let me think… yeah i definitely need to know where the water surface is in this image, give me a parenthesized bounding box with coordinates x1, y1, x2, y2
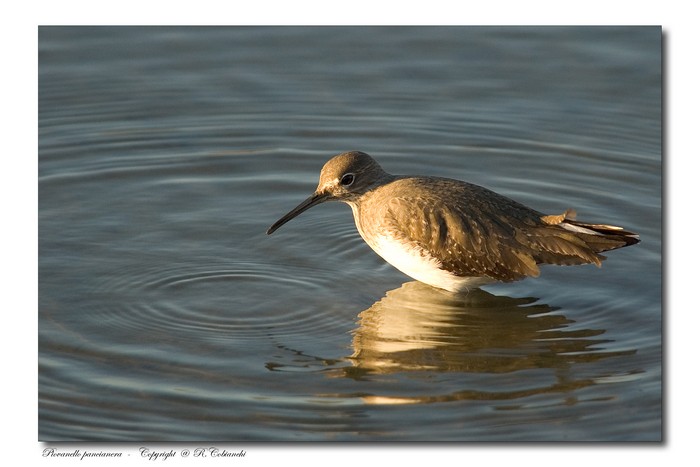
(39, 26, 662, 441)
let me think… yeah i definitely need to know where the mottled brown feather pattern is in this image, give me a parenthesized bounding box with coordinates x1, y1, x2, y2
(358, 175, 638, 282)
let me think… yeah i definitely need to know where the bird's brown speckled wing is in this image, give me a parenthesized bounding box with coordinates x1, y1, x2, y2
(374, 177, 633, 282)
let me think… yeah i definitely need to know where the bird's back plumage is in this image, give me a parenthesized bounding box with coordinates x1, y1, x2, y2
(355, 176, 639, 283)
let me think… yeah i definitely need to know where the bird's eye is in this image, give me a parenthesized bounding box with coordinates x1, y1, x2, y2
(340, 173, 355, 186)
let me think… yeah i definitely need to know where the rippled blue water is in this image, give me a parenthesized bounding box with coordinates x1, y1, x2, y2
(39, 26, 661, 441)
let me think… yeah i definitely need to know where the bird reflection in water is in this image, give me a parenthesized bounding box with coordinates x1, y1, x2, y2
(348, 282, 628, 373)
(327, 282, 638, 404)
(266, 282, 639, 405)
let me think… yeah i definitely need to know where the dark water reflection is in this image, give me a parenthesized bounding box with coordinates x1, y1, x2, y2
(304, 282, 636, 407)
(351, 282, 634, 375)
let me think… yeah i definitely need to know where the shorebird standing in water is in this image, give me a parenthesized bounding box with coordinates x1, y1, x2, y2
(267, 151, 639, 293)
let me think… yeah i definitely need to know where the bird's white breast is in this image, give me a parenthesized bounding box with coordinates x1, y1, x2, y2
(349, 201, 491, 293)
(371, 234, 493, 293)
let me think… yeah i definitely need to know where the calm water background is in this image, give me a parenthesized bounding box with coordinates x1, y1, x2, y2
(39, 26, 661, 441)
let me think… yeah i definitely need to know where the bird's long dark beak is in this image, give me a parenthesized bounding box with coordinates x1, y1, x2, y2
(267, 191, 330, 235)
